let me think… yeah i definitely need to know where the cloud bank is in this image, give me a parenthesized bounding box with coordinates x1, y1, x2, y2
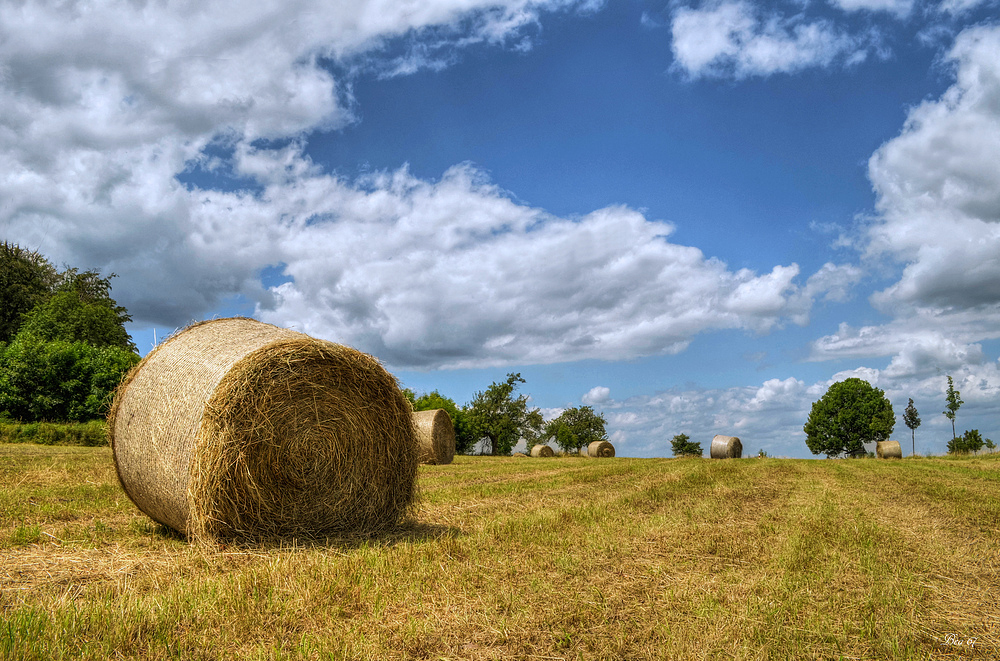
(810, 23, 1000, 377)
(0, 0, 854, 371)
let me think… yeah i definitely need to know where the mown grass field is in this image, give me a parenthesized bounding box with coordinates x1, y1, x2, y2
(1, 445, 998, 660)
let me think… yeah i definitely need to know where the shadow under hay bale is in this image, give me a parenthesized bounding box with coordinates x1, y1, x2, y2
(876, 440, 902, 459)
(710, 435, 743, 459)
(587, 440, 615, 458)
(413, 409, 455, 465)
(530, 444, 555, 458)
(108, 317, 417, 543)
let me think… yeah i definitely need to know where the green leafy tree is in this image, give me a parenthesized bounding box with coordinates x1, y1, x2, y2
(943, 376, 963, 440)
(543, 405, 608, 454)
(521, 408, 545, 452)
(803, 378, 895, 458)
(18, 269, 136, 352)
(466, 373, 539, 455)
(670, 433, 702, 457)
(0, 335, 139, 422)
(947, 429, 993, 455)
(0, 242, 58, 343)
(410, 389, 477, 454)
(903, 398, 921, 457)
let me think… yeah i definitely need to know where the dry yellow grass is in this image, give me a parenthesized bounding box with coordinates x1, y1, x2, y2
(2, 445, 999, 660)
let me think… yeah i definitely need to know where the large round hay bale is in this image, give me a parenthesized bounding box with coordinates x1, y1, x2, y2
(587, 440, 615, 458)
(530, 444, 555, 458)
(710, 435, 743, 459)
(108, 317, 417, 542)
(876, 440, 902, 459)
(413, 409, 455, 465)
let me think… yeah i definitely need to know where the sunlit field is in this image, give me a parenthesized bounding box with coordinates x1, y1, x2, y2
(2, 445, 998, 660)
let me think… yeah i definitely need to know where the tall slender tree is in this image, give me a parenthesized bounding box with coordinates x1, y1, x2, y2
(943, 376, 963, 440)
(903, 398, 921, 457)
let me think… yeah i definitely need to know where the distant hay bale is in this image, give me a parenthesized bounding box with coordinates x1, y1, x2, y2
(710, 435, 743, 459)
(413, 409, 455, 465)
(877, 440, 902, 459)
(512, 452, 528, 458)
(587, 440, 615, 458)
(108, 317, 417, 542)
(579, 446, 589, 457)
(530, 444, 555, 458)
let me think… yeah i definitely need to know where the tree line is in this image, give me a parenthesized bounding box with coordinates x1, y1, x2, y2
(667, 375, 993, 459)
(405, 372, 609, 456)
(801, 376, 993, 458)
(0, 242, 139, 422)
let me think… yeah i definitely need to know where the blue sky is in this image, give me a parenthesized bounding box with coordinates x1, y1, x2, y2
(2, 0, 999, 457)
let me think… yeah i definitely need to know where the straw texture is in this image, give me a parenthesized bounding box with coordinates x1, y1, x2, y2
(413, 409, 456, 465)
(710, 435, 743, 459)
(108, 317, 417, 542)
(530, 444, 555, 458)
(876, 440, 902, 459)
(587, 440, 615, 458)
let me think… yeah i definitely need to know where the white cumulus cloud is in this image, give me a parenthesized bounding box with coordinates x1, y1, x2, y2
(670, 0, 875, 79)
(582, 386, 611, 405)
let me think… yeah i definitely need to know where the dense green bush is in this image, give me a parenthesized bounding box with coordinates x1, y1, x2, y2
(671, 433, 702, 457)
(947, 429, 996, 455)
(0, 335, 138, 422)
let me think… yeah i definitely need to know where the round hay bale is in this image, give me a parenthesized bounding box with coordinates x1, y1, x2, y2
(530, 444, 555, 458)
(876, 440, 902, 459)
(413, 409, 455, 465)
(710, 435, 743, 459)
(587, 440, 615, 458)
(108, 317, 417, 542)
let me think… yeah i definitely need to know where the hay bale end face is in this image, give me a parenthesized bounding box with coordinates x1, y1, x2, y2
(876, 440, 903, 459)
(530, 444, 555, 458)
(108, 317, 418, 542)
(413, 409, 456, 465)
(587, 440, 615, 458)
(710, 435, 743, 459)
